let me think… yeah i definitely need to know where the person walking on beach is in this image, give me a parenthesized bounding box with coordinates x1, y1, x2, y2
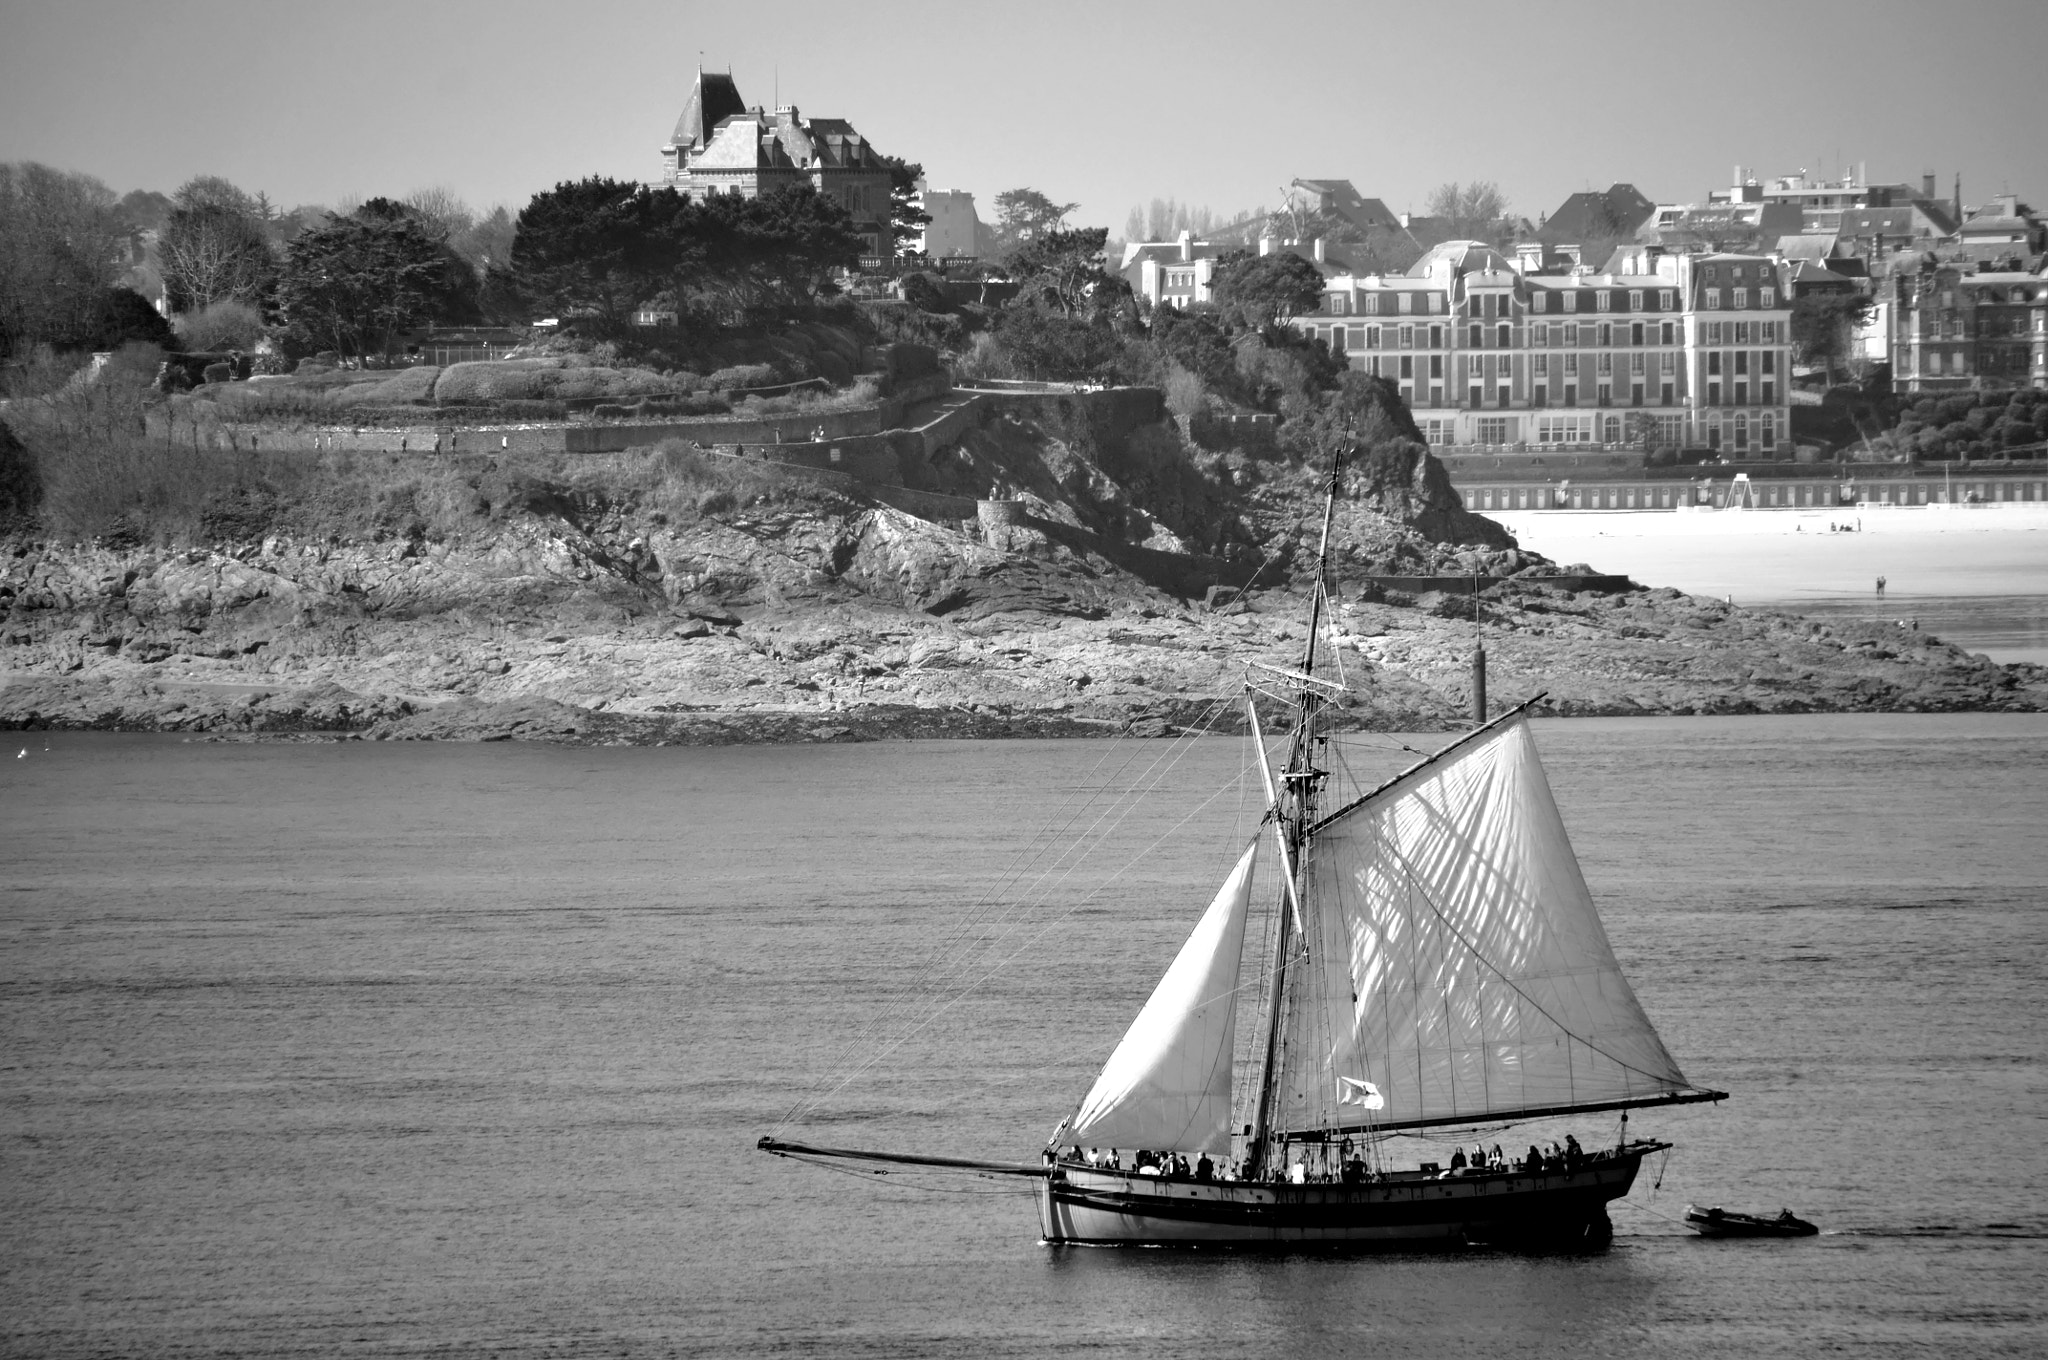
(1876, 575, 1886, 598)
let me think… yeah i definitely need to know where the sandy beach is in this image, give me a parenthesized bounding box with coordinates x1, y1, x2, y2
(1491, 503, 2048, 664)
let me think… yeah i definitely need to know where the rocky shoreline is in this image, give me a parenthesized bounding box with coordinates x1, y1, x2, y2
(6, 383, 2042, 741)
(4, 527, 2041, 746)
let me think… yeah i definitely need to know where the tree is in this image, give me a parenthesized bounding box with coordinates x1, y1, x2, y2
(1791, 291, 1877, 386)
(116, 188, 173, 233)
(451, 205, 517, 274)
(991, 188, 1077, 259)
(685, 185, 864, 315)
(82, 287, 175, 351)
(402, 185, 475, 241)
(1211, 249, 1326, 332)
(878, 156, 930, 257)
(159, 175, 276, 314)
(358, 196, 481, 325)
(1006, 226, 1110, 317)
(507, 177, 686, 330)
(991, 307, 1120, 381)
(277, 205, 449, 362)
(1423, 182, 1510, 242)
(0, 162, 128, 359)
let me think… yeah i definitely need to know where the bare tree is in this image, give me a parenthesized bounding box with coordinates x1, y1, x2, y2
(159, 175, 275, 313)
(1424, 181, 1510, 242)
(449, 205, 515, 274)
(403, 185, 475, 242)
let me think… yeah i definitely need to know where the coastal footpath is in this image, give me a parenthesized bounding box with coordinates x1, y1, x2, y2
(4, 389, 2043, 742)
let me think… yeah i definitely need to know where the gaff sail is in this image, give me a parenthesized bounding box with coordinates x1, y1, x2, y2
(1068, 843, 1259, 1154)
(1277, 716, 1704, 1136)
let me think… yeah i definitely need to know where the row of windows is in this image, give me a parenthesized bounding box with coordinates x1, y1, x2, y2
(1331, 288, 1701, 317)
(1701, 287, 1778, 309)
(1325, 320, 1779, 350)
(1531, 321, 1679, 347)
(1703, 350, 1779, 376)
(1529, 289, 1677, 314)
(1702, 321, 1780, 345)
(1532, 352, 1681, 376)
(1703, 380, 1779, 406)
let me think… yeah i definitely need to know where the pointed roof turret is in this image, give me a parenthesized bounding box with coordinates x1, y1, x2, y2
(671, 70, 747, 152)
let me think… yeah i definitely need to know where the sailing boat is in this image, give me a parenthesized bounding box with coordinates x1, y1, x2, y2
(762, 459, 1724, 1248)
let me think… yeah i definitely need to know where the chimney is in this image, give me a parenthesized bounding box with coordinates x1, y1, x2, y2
(1178, 228, 1192, 262)
(1922, 172, 1937, 199)
(1399, 212, 1411, 229)
(1313, 237, 1326, 263)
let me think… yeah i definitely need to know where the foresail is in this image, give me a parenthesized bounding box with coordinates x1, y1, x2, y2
(1278, 717, 1695, 1135)
(1069, 843, 1258, 1154)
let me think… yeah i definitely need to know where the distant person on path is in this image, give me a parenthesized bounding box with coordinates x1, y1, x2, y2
(1876, 575, 1887, 598)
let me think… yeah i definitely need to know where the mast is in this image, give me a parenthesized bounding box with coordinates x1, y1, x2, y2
(1246, 449, 1346, 1179)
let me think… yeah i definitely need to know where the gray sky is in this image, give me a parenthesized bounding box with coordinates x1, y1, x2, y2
(2, 0, 2042, 230)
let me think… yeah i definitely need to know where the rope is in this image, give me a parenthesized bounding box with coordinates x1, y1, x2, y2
(773, 691, 1253, 1134)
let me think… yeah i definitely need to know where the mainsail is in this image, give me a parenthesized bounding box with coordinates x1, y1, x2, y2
(1275, 716, 1699, 1136)
(1068, 843, 1258, 1154)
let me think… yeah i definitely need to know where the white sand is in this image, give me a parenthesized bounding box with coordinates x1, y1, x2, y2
(1489, 504, 2048, 664)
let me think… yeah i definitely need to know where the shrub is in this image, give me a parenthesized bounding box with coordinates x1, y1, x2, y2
(431, 358, 681, 403)
(0, 416, 40, 524)
(174, 300, 265, 353)
(883, 342, 939, 383)
(706, 363, 780, 391)
(1162, 363, 1207, 418)
(898, 271, 948, 313)
(953, 331, 1011, 383)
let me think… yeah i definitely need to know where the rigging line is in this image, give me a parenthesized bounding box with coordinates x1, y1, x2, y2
(1380, 838, 1688, 1092)
(1050, 940, 1303, 1142)
(798, 771, 1263, 1132)
(777, 696, 1250, 1129)
(779, 705, 1237, 1122)
(781, 715, 1251, 1134)
(784, 773, 1257, 1125)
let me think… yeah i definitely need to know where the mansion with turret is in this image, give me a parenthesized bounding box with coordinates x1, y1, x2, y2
(659, 71, 893, 260)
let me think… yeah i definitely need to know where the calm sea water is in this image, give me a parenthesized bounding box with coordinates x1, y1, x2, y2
(4, 717, 2045, 1358)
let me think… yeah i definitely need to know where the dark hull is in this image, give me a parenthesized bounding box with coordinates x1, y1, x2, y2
(1685, 1205, 1817, 1237)
(1039, 1144, 1660, 1248)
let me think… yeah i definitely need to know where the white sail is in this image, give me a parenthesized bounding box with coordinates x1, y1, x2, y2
(1069, 843, 1258, 1154)
(1277, 717, 1693, 1134)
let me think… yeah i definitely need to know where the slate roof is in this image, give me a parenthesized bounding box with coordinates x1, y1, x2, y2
(1291, 179, 1401, 231)
(670, 72, 746, 150)
(1776, 234, 1839, 260)
(1786, 259, 1859, 291)
(1538, 184, 1655, 244)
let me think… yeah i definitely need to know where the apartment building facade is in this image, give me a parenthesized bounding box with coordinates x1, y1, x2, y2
(1888, 264, 2048, 392)
(1289, 241, 1793, 456)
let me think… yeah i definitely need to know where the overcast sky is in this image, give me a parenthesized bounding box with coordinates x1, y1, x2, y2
(3, 0, 2043, 231)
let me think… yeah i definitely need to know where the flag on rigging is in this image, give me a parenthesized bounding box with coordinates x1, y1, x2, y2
(1339, 1077, 1385, 1109)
